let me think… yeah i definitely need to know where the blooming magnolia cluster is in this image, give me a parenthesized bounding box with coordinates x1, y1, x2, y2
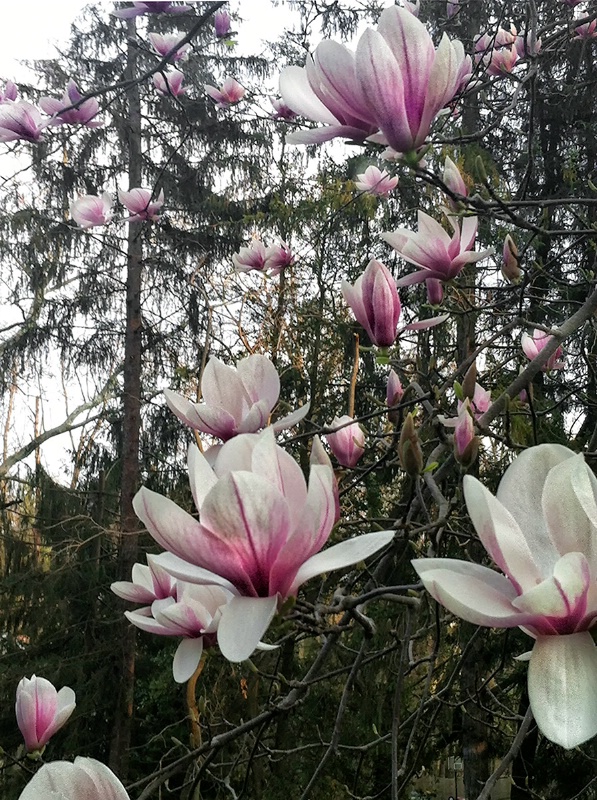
(71, 187, 164, 228)
(232, 237, 293, 276)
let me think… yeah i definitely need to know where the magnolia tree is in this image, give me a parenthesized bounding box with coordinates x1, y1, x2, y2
(3, 1, 597, 799)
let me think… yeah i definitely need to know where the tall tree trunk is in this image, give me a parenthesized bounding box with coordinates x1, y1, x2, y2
(109, 16, 143, 777)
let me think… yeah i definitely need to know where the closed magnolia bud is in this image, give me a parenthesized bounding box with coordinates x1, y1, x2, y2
(453, 400, 479, 467)
(398, 413, 423, 475)
(387, 369, 404, 425)
(502, 234, 522, 283)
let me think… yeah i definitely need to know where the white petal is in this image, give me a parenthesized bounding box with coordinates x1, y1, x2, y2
(187, 444, 218, 510)
(217, 596, 278, 662)
(279, 65, 339, 124)
(152, 552, 238, 594)
(528, 633, 597, 749)
(271, 402, 310, 432)
(172, 638, 204, 683)
(290, 530, 394, 593)
(496, 443, 575, 574)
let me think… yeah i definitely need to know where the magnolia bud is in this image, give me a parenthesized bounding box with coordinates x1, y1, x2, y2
(502, 234, 522, 283)
(398, 413, 423, 475)
(461, 362, 477, 402)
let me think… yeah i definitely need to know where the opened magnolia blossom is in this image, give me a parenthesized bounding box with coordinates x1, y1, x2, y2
(164, 354, 309, 442)
(133, 428, 394, 661)
(279, 5, 470, 154)
(413, 444, 597, 749)
(18, 757, 129, 800)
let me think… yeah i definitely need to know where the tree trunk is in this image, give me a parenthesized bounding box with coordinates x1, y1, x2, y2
(109, 16, 143, 778)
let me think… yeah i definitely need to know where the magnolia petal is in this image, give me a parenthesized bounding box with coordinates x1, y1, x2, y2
(496, 444, 575, 574)
(237, 355, 279, 409)
(163, 388, 204, 429)
(286, 124, 373, 145)
(217, 595, 278, 662)
(308, 42, 371, 125)
(191, 404, 238, 440)
(528, 633, 597, 749)
(542, 455, 597, 567)
(18, 758, 128, 800)
(251, 429, 307, 528)
(403, 314, 449, 332)
(201, 357, 248, 421)
(271, 401, 310, 432)
(290, 529, 394, 594)
(152, 552, 238, 593)
(463, 475, 542, 593)
(125, 608, 175, 636)
(133, 487, 204, 563)
(173, 638, 204, 683)
(236, 399, 271, 433)
(187, 444, 218, 511)
(413, 558, 532, 627)
(356, 29, 413, 153)
(279, 65, 339, 125)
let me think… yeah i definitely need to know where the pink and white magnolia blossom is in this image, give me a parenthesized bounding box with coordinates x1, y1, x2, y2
(0, 81, 18, 103)
(342, 259, 447, 349)
(214, 9, 232, 38)
(125, 582, 234, 681)
(573, 14, 597, 41)
(502, 233, 522, 283)
(522, 328, 564, 371)
(135, 429, 394, 661)
(153, 68, 186, 98)
(39, 79, 103, 127)
(164, 354, 309, 441)
(413, 444, 597, 748)
(233, 239, 292, 276)
(271, 97, 297, 120)
(204, 77, 245, 108)
(279, 6, 469, 154)
(462, 381, 491, 419)
(119, 187, 164, 222)
(113, 2, 191, 19)
(71, 192, 113, 229)
(354, 165, 398, 197)
(0, 101, 47, 143)
(18, 757, 129, 800)
(16, 676, 76, 752)
(382, 211, 493, 305)
(442, 156, 467, 210)
(148, 32, 191, 62)
(440, 398, 478, 465)
(325, 415, 365, 468)
(484, 43, 519, 76)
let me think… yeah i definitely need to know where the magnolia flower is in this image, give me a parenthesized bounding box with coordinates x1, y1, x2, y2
(522, 329, 564, 371)
(113, 1, 191, 19)
(214, 9, 231, 38)
(387, 369, 404, 418)
(463, 382, 491, 418)
(39, 79, 103, 127)
(18, 757, 129, 800)
(0, 81, 18, 103)
(0, 101, 46, 143)
(164, 354, 309, 441)
(325, 415, 365, 468)
(135, 429, 394, 661)
(413, 444, 597, 748)
(382, 211, 493, 304)
(126, 582, 234, 681)
(271, 97, 297, 120)
(148, 32, 191, 62)
(204, 77, 245, 107)
(443, 156, 467, 210)
(264, 242, 293, 275)
(354, 165, 398, 197)
(71, 192, 113, 228)
(440, 398, 478, 466)
(342, 259, 447, 348)
(279, 6, 469, 153)
(502, 233, 522, 283)
(153, 68, 186, 98)
(573, 15, 597, 41)
(119, 187, 164, 222)
(16, 676, 76, 752)
(484, 44, 519, 76)
(233, 239, 267, 272)
(111, 554, 177, 604)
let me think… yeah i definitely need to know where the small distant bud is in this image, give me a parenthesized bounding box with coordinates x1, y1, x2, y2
(399, 413, 423, 476)
(387, 369, 404, 425)
(502, 234, 522, 283)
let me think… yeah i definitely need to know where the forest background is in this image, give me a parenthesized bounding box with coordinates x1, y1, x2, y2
(2, 1, 597, 799)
